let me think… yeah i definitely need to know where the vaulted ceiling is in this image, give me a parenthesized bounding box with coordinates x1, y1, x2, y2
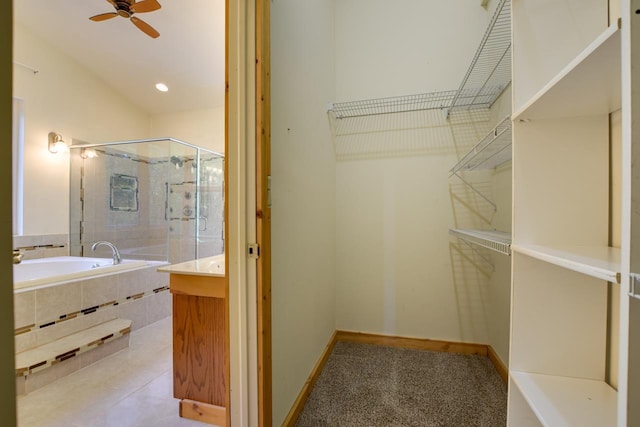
(14, 0, 225, 115)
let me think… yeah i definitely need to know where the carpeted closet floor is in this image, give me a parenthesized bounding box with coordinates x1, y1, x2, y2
(295, 341, 507, 427)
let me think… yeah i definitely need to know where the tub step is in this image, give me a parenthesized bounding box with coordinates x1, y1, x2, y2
(15, 318, 132, 377)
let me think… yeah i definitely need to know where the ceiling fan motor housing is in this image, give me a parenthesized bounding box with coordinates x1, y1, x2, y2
(115, 1, 133, 17)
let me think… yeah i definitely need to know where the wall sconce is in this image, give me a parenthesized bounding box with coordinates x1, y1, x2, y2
(48, 132, 68, 154)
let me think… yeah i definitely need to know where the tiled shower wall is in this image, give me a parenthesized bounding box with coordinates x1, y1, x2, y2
(72, 149, 170, 261)
(70, 148, 224, 264)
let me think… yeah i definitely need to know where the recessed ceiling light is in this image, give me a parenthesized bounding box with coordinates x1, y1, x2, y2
(155, 83, 169, 92)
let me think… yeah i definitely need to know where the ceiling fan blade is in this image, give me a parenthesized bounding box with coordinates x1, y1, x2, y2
(130, 16, 160, 38)
(90, 12, 118, 22)
(130, 0, 161, 13)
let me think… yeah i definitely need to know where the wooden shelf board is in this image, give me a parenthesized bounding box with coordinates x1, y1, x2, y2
(511, 371, 617, 427)
(511, 243, 620, 283)
(513, 23, 621, 121)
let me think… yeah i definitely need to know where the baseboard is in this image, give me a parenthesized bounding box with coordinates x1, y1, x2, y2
(487, 345, 508, 384)
(282, 330, 338, 427)
(336, 330, 488, 356)
(283, 330, 500, 426)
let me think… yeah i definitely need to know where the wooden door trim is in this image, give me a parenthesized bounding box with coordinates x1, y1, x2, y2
(224, 0, 231, 425)
(256, 0, 272, 425)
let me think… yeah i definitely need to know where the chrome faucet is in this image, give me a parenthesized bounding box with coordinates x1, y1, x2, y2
(91, 241, 122, 265)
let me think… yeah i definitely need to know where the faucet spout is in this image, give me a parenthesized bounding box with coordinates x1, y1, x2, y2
(91, 241, 122, 265)
(12, 250, 23, 264)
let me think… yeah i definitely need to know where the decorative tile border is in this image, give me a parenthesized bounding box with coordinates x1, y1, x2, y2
(16, 322, 132, 377)
(15, 325, 35, 336)
(14, 244, 66, 251)
(14, 286, 169, 336)
(13, 234, 68, 249)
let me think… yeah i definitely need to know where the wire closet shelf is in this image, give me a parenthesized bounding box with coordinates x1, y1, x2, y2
(449, 229, 512, 256)
(327, 0, 511, 120)
(450, 116, 512, 176)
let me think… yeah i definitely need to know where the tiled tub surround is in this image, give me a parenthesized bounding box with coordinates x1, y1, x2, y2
(15, 319, 132, 396)
(14, 261, 171, 395)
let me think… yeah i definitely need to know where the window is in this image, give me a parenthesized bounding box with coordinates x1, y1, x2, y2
(12, 98, 24, 236)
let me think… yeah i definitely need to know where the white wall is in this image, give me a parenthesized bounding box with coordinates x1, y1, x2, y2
(334, 114, 511, 347)
(335, 0, 491, 101)
(151, 106, 225, 153)
(334, 1, 508, 350)
(336, 154, 467, 339)
(13, 23, 151, 236)
(485, 164, 511, 363)
(271, 0, 336, 425)
(486, 86, 512, 365)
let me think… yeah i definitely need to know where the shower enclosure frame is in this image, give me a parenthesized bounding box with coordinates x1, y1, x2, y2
(69, 137, 224, 264)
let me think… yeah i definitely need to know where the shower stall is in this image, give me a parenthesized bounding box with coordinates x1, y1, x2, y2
(69, 138, 224, 264)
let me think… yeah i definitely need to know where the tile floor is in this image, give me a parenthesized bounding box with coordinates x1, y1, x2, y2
(17, 317, 205, 427)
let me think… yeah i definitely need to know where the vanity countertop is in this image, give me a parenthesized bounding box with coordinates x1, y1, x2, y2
(158, 254, 225, 277)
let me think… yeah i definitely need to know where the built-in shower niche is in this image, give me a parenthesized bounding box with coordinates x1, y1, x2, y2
(69, 138, 224, 264)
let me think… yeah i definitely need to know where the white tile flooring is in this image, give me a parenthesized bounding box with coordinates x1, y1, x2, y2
(17, 317, 205, 427)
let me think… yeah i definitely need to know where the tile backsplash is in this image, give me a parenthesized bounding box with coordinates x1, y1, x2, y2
(13, 234, 69, 260)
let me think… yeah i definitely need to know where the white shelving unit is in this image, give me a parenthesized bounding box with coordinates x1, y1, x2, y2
(512, 23, 621, 121)
(510, 372, 618, 427)
(508, 1, 639, 425)
(511, 244, 620, 284)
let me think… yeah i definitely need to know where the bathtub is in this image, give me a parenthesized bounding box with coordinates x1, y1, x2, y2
(13, 256, 152, 291)
(13, 255, 172, 394)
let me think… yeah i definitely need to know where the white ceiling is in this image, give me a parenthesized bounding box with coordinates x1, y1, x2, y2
(14, 0, 225, 115)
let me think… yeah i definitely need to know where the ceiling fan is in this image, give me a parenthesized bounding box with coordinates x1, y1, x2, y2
(89, 0, 162, 39)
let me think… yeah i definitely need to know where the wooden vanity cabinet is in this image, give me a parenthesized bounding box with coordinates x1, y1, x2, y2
(170, 273, 229, 426)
